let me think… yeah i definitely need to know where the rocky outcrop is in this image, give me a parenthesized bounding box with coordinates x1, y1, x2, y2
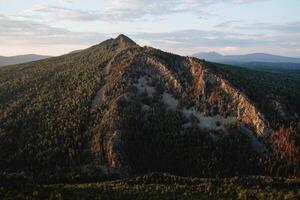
(187, 58, 268, 135)
(146, 57, 183, 92)
(220, 79, 267, 135)
(107, 130, 126, 169)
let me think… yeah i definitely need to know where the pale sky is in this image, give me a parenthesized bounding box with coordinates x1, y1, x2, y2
(0, 0, 299, 57)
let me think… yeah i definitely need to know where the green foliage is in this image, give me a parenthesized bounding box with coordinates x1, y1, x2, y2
(1, 173, 300, 200)
(120, 100, 261, 177)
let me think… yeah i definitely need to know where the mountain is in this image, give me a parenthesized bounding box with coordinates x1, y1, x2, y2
(0, 54, 51, 67)
(0, 35, 299, 182)
(193, 52, 300, 68)
(193, 52, 224, 60)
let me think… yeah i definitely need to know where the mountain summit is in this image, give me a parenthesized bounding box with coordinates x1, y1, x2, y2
(0, 35, 299, 181)
(95, 34, 138, 52)
(115, 34, 138, 48)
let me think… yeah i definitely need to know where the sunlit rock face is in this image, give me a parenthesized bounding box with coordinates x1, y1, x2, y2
(187, 58, 267, 135)
(219, 79, 267, 135)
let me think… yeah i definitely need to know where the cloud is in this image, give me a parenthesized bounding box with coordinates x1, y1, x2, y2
(130, 28, 300, 56)
(1, 11, 299, 56)
(22, 0, 268, 22)
(27, 5, 103, 21)
(0, 13, 104, 55)
(23, 2, 187, 22)
(226, 21, 300, 34)
(0, 14, 109, 55)
(264, 21, 300, 33)
(213, 20, 300, 50)
(1, 13, 299, 56)
(220, 46, 239, 53)
(132, 29, 265, 47)
(58, 0, 73, 3)
(215, 20, 243, 28)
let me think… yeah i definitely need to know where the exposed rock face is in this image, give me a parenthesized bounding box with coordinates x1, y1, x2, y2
(220, 79, 266, 135)
(187, 58, 267, 135)
(107, 130, 125, 169)
(146, 57, 183, 93)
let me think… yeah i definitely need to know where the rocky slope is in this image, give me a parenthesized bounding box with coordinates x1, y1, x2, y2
(87, 36, 271, 173)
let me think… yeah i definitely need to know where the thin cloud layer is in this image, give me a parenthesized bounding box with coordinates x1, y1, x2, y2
(0, 15, 107, 45)
(22, 0, 268, 22)
(130, 29, 279, 55)
(0, 0, 298, 57)
(2, 12, 298, 57)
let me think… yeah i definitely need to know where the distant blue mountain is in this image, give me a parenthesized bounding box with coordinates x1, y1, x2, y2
(193, 52, 300, 70)
(0, 54, 50, 67)
(193, 52, 300, 63)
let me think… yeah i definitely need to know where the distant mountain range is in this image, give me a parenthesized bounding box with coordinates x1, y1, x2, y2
(0, 54, 50, 67)
(193, 52, 300, 69)
(193, 52, 300, 63)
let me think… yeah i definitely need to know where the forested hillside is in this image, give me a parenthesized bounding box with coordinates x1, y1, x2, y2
(0, 35, 299, 183)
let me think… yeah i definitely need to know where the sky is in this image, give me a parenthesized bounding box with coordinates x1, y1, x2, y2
(0, 0, 299, 57)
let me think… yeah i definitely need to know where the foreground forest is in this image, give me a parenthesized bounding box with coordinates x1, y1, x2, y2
(1, 173, 300, 200)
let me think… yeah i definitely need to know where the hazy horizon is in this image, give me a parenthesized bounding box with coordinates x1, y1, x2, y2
(0, 0, 299, 57)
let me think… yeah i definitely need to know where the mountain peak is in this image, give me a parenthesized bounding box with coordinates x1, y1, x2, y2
(96, 34, 139, 52)
(115, 34, 131, 40)
(114, 34, 137, 48)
